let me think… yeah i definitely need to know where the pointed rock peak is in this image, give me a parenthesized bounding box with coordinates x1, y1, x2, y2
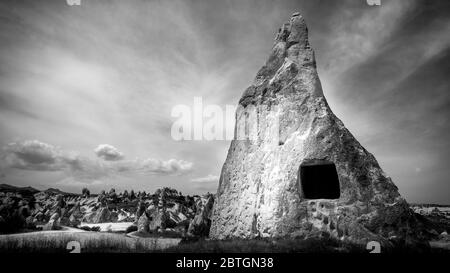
(275, 12, 309, 48)
(210, 12, 422, 249)
(245, 13, 318, 105)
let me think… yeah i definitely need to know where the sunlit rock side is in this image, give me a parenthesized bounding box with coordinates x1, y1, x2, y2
(210, 12, 425, 247)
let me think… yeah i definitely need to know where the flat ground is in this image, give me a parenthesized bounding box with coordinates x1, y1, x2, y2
(2, 229, 449, 253)
(0, 227, 181, 253)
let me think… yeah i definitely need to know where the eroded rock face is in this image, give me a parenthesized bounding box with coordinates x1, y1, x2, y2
(148, 209, 169, 232)
(137, 213, 150, 233)
(134, 200, 145, 224)
(210, 12, 424, 247)
(188, 194, 214, 237)
(43, 213, 60, 231)
(82, 207, 118, 224)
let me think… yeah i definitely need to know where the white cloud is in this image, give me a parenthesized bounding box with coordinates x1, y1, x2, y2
(190, 174, 219, 183)
(94, 144, 124, 161)
(1, 140, 193, 182)
(190, 174, 219, 193)
(113, 158, 193, 175)
(140, 158, 193, 175)
(3, 140, 66, 171)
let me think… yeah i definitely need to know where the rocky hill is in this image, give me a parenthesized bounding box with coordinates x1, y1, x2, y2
(0, 184, 214, 237)
(210, 12, 431, 249)
(0, 184, 39, 195)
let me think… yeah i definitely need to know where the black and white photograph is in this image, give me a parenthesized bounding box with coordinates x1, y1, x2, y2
(0, 0, 449, 264)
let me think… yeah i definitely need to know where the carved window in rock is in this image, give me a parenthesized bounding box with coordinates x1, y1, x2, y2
(298, 160, 340, 199)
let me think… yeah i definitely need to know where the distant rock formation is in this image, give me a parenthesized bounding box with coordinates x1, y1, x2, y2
(42, 212, 61, 231)
(137, 212, 150, 233)
(0, 184, 217, 237)
(188, 193, 214, 237)
(210, 12, 426, 248)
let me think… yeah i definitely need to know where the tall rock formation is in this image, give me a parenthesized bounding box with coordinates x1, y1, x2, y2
(210, 12, 424, 247)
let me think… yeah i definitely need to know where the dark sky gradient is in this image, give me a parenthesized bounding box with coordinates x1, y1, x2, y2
(0, 0, 449, 203)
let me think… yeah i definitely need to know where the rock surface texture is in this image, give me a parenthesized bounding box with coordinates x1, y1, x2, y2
(210, 12, 425, 247)
(188, 194, 214, 237)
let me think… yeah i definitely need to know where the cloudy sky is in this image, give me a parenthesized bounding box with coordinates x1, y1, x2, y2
(0, 0, 449, 203)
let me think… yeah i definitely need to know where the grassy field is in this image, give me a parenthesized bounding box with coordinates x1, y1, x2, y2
(0, 231, 181, 253)
(161, 237, 450, 253)
(1, 230, 448, 253)
(160, 237, 366, 253)
(0, 229, 365, 253)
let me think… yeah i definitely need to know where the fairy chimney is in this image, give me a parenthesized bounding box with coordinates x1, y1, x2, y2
(209, 12, 424, 247)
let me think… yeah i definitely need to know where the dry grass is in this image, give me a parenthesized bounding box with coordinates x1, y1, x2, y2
(2, 232, 441, 253)
(160, 237, 366, 253)
(0, 231, 180, 253)
(0, 232, 362, 253)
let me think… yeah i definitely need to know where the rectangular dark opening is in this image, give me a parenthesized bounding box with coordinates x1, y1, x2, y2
(299, 160, 340, 199)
